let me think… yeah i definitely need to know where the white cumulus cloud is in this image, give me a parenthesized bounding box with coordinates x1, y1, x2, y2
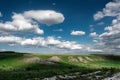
(23, 10, 65, 26)
(0, 36, 82, 50)
(94, 0, 120, 20)
(57, 41, 83, 50)
(0, 35, 23, 43)
(0, 13, 43, 35)
(94, 0, 120, 53)
(89, 32, 98, 37)
(0, 10, 64, 35)
(71, 30, 85, 36)
(0, 35, 102, 53)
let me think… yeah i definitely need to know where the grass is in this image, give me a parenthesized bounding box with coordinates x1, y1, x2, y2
(0, 51, 120, 80)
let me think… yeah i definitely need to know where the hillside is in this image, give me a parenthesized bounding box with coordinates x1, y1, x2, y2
(0, 52, 120, 80)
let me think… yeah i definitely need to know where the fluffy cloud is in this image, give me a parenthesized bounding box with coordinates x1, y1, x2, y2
(57, 41, 83, 50)
(94, 0, 120, 20)
(0, 10, 64, 35)
(0, 36, 23, 43)
(89, 32, 98, 37)
(86, 47, 103, 52)
(21, 37, 47, 47)
(23, 10, 64, 26)
(94, 11, 104, 20)
(104, 26, 112, 31)
(46, 36, 61, 45)
(0, 35, 82, 50)
(71, 30, 85, 36)
(0, 35, 103, 53)
(94, 0, 120, 53)
(2, 10, 100, 53)
(0, 9, 104, 53)
(0, 13, 43, 35)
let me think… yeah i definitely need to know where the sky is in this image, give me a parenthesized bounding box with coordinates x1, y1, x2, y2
(0, 0, 120, 54)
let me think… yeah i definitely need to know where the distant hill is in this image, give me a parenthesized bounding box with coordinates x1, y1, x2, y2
(0, 51, 16, 53)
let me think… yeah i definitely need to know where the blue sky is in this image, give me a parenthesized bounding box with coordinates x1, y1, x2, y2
(0, 0, 120, 54)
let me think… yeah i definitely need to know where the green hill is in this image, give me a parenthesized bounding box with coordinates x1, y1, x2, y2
(0, 51, 120, 80)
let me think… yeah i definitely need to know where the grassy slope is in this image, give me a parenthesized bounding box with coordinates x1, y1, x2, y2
(0, 52, 120, 80)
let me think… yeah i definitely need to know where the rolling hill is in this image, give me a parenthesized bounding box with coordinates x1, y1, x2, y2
(0, 51, 120, 80)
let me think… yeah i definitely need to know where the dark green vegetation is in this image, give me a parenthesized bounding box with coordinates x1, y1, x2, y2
(0, 51, 120, 80)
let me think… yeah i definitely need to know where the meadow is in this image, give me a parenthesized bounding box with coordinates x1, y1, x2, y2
(0, 51, 120, 80)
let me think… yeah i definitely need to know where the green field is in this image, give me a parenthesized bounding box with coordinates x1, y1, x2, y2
(0, 51, 120, 80)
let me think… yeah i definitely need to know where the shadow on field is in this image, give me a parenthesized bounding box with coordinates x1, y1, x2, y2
(91, 54, 120, 61)
(0, 51, 25, 60)
(0, 62, 96, 80)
